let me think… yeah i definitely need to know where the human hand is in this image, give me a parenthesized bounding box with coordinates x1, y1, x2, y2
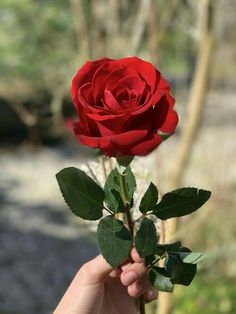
(54, 248, 158, 314)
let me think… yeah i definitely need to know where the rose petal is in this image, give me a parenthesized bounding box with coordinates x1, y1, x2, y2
(118, 74, 146, 98)
(129, 76, 173, 116)
(159, 110, 179, 134)
(115, 87, 130, 102)
(103, 89, 122, 111)
(104, 67, 137, 92)
(77, 82, 94, 109)
(130, 90, 162, 116)
(119, 57, 159, 93)
(157, 76, 170, 92)
(130, 132, 163, 156)
(92, 61, 122, 103)
(72, 58, 110, 106)
(75, 129, 149, 156)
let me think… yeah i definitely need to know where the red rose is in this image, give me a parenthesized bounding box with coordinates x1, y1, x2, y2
(71, 57, 178, 157)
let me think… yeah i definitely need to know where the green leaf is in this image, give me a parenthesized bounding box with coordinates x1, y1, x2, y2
(56, 167, 105, 220)
(116, 156, 134, 174)
(104, 167, 136, 209)
(109, 189, 126, 213)
(149, 267, 174, 292)
(156, 241, 182, 256)
(139, 182, 158, 214)
(97, 216, 132, 268)
(165, 254, 197, 286)
(177, 252, 205, 264)
(135, 218, 157, 257)
(153, 187, 211, 220)
(104, 168, 120, 211)
(145, 255, 156, 267)
(124, 166, 136, 203)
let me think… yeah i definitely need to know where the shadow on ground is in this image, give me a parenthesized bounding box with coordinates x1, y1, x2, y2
(0, 222, 98, 314)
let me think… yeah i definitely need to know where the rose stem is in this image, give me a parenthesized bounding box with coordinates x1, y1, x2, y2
(139, 296, 145, 314)
(119, 172, 133, 235)
(118, 171, 145, 314)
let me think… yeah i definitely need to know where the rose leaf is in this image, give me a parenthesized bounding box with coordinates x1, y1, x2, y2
(149, 266, 174, 293)
(116, 156, 134, 174)
(153, 187, 211, 220)
(56, 167, 104, 220)
(165, 254, 197, 286)
(139, 182, 158, 214)
(135, 217, 157, 257)
(97, 216, 132, 268)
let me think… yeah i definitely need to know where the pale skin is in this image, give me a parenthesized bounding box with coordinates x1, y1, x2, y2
(54, 248, 158, 314)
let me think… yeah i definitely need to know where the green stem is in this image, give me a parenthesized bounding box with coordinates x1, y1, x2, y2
(119, 172, 133, 236)
(118, 171, 145, 314)
(139, 295, 145, 314)
(148, 257, 161, 270)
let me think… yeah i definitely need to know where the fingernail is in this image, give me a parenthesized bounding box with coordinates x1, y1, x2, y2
(124, 271, 136, 284)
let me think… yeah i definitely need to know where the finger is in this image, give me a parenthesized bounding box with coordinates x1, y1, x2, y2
(78, 254, 113, 284)
(143, 288, 158, 302)
(54, 255, 113, 313)
(127, 277, 149, 298)
(131, 247, 143, 263)
(109, 268, 121, 278)
(120, 262, 146, 286)
(120, 260, 132, 272)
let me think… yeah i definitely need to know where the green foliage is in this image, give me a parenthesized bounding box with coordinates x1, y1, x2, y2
(165, 253, 197, 286)
(104, 168, 122, 211)
(149, 267, 174, 293)
(174, 274, 236, 314)
(108, 189, 126, 213)
(56, 160, 211, 294)
(178, 252, 205, 264)
(155, 242, 204, 264)
(122, 166, 136, 203)
(104, 167, 136, 209)
(116, 156, 134, 174)
(56, 167, 105, 220)
(139, 182, 158, 214)
(156, 241, 182, 256)
(97, 215, 132, 268)
(135, 217, 157, 257)
(0, 0, 74, 87)
(147, 241, 200, 292)
(153, 187, 211, 220)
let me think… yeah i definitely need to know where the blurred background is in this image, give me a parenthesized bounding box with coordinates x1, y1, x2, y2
(0, 0, 236, 313)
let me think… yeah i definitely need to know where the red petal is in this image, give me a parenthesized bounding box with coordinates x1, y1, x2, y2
(75, 129, 148, 155)
(159, 110, 179, 134)
(103, 90, 122, 111)
(119, 57, 159, 93)
(131, 132, 163, 156)
(92, 61, 122, 103)
(72, 58, 111, 106)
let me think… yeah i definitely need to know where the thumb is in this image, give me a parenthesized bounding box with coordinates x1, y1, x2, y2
(54, 255, 113, 313)
(78, 254, 114, 284)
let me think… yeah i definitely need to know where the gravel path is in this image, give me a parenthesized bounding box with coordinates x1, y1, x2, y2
(0, 146, 100, 314)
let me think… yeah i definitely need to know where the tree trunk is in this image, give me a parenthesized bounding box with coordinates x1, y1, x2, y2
(70, 0, 93, 59)
(50, 89, 65, 138)
(156, 1, 214, 314)
(7, 100, 41, 146)
(148, 0, 180, 66)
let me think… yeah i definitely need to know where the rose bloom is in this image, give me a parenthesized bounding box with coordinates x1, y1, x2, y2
(70, 57, 178, 157)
